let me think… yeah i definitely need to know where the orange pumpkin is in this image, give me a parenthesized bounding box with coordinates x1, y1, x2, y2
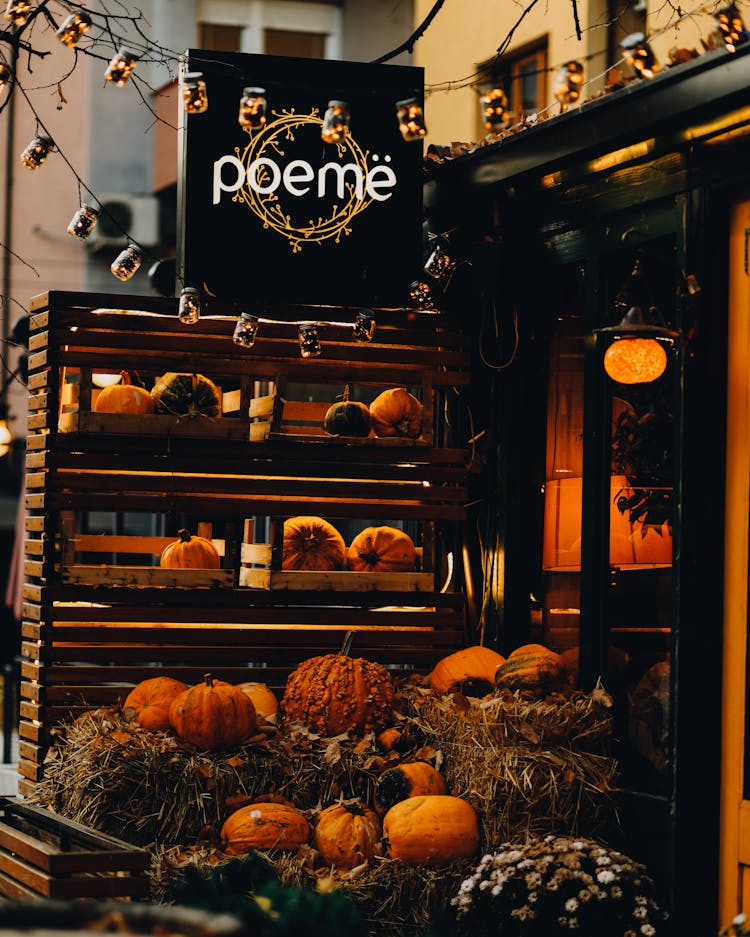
(94, 372, 154, 415)
(314, 802, 382, 869)
(122, 676, 188, 731)
(281, 516, 346, 571)
(494, 643, 565, 694)
(160, 529, 220, 569)
(346, 526, 416, 572)
(221, 801, 310, 855)
(282, 647, 394, 736)
(238, 682, 279, 722)
(429, 645, 506, 697)
(383, 795, 479, 867)
(374, 761, 447, 815)
(169, 673, 257, 751)
(369, 388, 423, 438)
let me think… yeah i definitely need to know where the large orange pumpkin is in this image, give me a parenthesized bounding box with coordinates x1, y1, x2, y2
(369, 388, 423, 438)
(383, 795, 480, 867)
(169, 673, 257, 751)
(494, 643, 565, 694)
(429, 645, 506, 697)
(281, 516, 346, 571)
(94, 372, 154, 415)
(282, 646, 394, 736)
(122, 676, 189, 731)
(221, 801, 310, 855)
(346, 526, 416, 573)
(159, 529, 220, 569)
(237, 682, 279, 722)
(314, 802, 382, 869)
(374, 761, 447, 815)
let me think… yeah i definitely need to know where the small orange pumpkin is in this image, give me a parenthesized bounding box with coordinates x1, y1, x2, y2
(159, 529, 220, 569)
(494, 643, 565, 694)
(221, 801, 310, 855)
(374, 761, 448, 815)
(369, 388, 423, 438)
(94, 372, 154, 415)
(346, 526, 416, 572)
(383, 795, 480, 867)
(314, 801, 382, 869)
(122, 676, 188, 731)
(237, 682, 279, 722)
(429, 645, 506, 697)
(169, 673, 257, 751)
(281, 516, 346, 571)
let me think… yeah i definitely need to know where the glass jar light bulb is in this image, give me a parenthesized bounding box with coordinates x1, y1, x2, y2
(621, 33, 659, 79)
(424, 243, 457, 283)
(396, 98, 427, 142)
(57, 10, 92, 47)
(553, 61, 585, 105)
(233, 312, 260, 348)
(714, 5, 748, 52)
(105, 47, 138, 85)
(409, 279, 435, 310)
(4, 0, 31, 26)
(298, 323, 322, 358)
(111, 244, 142, 281)
(321, 100, 350, 144)
(480, 86, 509, 131)
(20, 134, 55, 170)
(178, 287, 201, 324)
(182, 71, 208, 114)
(67, 204, 99, 240)
(353, 310, 376, 343)
(603, 337, 668, 384)
(238, 87, 267, 130)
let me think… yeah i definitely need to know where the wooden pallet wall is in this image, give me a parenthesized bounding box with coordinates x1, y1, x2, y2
(19, 290, 472, 796)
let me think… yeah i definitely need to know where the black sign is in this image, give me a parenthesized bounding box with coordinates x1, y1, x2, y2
(177, 51, 424, 308)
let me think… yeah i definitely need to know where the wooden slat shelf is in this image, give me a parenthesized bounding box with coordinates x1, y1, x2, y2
(20, 290, 473, 792)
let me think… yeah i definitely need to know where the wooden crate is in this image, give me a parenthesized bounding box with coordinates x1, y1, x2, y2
(20, 290, 472, 796)
(0, 797, 149, 899)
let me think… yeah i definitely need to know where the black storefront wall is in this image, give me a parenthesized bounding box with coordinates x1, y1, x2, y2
(424, 45, 750, 934)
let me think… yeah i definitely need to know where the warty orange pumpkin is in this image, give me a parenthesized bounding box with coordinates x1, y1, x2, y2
(221, 801, 310, 855)
(346, 525, 416, 572)
(94, 372, 154, 415)
(429, 645, 506, 697)
(281, 516, 346, 571)
(159, 529, 220, 569)
(374, 761, 448, 815)
(122, 676, 188, 731)
(313, 801, 382, 869)
(383, 795, 480, 866)
(169, 673, 257, 751)
(369, 387, 423, 438)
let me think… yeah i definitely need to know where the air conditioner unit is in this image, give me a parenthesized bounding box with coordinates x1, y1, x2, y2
(88, 194, 159, 248)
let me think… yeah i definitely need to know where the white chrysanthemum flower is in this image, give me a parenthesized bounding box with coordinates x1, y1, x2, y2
(734, 914, 748, 926)
(596, 855, 612, 865)
(565, 898, 579, 912)
(640, 925, 656, 936)
(491, 885, 502, 897)
(597, 869, 616, 883)
(572, 841, 585, 850)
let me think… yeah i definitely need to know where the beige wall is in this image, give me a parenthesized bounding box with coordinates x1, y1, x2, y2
(414, 0, 720, 147)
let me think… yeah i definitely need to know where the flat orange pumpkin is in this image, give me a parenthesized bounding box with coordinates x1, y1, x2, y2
(122, 676, 189, 731)
(281, 516, 345, 571)
(346, 526, 416, 572)
(221, 801, 310, 854)
(160, 529, 220, 569)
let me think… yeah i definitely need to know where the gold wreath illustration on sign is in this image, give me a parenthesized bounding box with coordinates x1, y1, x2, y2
(234, 109, 373, 253)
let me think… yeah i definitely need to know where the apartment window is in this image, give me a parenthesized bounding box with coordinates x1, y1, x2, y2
(197, 1, 342, 58)
(479, 38, 548, 126)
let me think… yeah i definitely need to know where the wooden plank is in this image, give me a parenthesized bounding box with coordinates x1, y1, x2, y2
(25, 450, 46, 470)
(24, 515, 45, 532)
(17, 740, 40, 763)
(22, 583, 43, 602)
(23, 560, 45, 578)
(21, 660, 41, 681)
(27, 370, 49, 391)
(22, 602, 41, 621)
(21, 641, 42, 660)
(21, 683, 43, 704)
(28, 330, 48, 351)
(25, 492, 45, 510)
(27, 411, 50, 430)
(248, 393, 276, 418)
(25, 435, 48, 453)
(19, 701, 41, 721)
(19, 721, 47, 744)
(69, 534, 189, 554)
(21, 622, 43, 640)
(25, 472, 47, 490)
(240, 569, 435, 591)
(17, 780, 37, 800)
(28, 349, 48, 371)
(58, 411, 251, 439)
(27, 393, 49, 412)
(61, 566, 234, 588)
(0, 868, 39, 899)
(29, 310, 49, 328)
(18, 759, 43, 783)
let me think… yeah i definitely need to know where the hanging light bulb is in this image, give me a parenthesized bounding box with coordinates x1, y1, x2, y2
(553, 61, 585, 105)
(0, 62, 12, 91)
(4, 0, 31, 26)
(594, 259, 679, 385)
(66, 204, 99, 240)
(714, 5, 748, 53)
(298, 323, 322, 358)
(178, 287, 201, 324)
(56, 10, 92, 47)
(104, 47, 138, 86)
(321, 100, 350, 144)
(111, 244, 142, 281)
(182, 71, 208, 114)
(238, 86, 267, 131)
(0, 416, 11, 447)
(424, 240, 457, 285)
(232, 312, 259, 347)
(396, 97, 427, 141)
(20, 133, 55, 170)
(479, 86, 509, 131)
(621, 33, 659, 79)
(353, 310, 376, 343)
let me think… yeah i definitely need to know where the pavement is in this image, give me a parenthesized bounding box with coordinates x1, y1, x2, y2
(0, 732, 18, 796)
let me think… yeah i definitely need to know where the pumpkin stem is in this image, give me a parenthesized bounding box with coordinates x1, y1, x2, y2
(120, 371, 132, 385)
(178, 529, 192, 542)
(340, 630, 354, 657)
(204, 673, 213, 687)
(343, 384, 351, 402)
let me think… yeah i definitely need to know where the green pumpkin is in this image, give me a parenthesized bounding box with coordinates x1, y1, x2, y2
(151, 372, 221, 418)
(324, 386, 371, 438)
